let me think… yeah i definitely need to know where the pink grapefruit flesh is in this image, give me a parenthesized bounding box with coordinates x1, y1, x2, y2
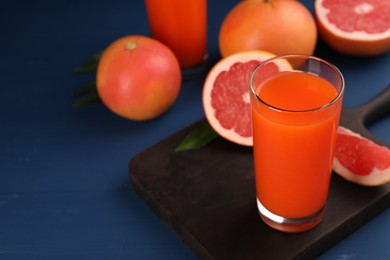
(333, 126, 390, 186)
(315, 0, 390, 56)
(202, 51, 281, 146)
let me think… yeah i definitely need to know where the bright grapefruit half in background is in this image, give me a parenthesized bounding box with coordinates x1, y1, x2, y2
(333, 127, 390, 186)
(97, 35, 181, 121)
(315, 0, 390, 56)
(202, 51, 293, 146)
(219, 0, 317, 57)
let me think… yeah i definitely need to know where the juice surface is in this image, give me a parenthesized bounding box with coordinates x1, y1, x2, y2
(252, 71, 341, 219)
(145, 0, 207, 68)
(258, 71, 338, 111)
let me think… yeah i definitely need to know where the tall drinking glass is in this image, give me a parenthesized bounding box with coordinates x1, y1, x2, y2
(144, 0, 207, 75)
(249, 55, 344, 232)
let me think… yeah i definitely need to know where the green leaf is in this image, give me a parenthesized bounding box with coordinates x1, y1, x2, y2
(73, 51, 103, 73)
(72, 81, 101, 107)
(175, 120, 219, 151)
(71, 80, 96, 97)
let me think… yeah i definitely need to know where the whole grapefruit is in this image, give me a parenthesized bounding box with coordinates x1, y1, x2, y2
(202, 50, 292, 146)
(219, 0, 317, 57)
(97, 35, 181, 121)
(315, 0, 390, 56)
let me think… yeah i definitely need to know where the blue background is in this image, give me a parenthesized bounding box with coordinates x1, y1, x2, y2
(1, 0, 389, 259)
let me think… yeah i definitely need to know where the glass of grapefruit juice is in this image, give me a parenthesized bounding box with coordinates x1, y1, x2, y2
(249, 55, 344, 233)
(144, 0, 207, 77)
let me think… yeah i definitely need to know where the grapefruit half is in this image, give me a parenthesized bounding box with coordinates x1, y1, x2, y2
(314, 0, 390, 56)
(333, 126, 390, 186)
(202, 51, 292, 146)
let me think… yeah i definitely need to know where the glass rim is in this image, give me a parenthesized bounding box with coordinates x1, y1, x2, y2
(249, 54, 345, 113)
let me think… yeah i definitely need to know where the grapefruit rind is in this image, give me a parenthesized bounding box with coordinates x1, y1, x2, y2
(314, 0, 390, 56)
(218, 0, 318, 57)
(202, 51, 291, 146)
(333, 159, 390, 186)
(333, 126, 390, 186)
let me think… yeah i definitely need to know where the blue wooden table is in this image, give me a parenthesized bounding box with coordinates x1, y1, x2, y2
(1, 0, 389, 259)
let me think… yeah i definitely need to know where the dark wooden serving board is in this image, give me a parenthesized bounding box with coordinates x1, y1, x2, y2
(129, 85, 390, 259)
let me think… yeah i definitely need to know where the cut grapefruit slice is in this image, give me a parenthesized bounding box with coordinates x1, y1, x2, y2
(314, 0, 390, 56)
(202, 50, 292, 146)
(333, 126, 390, 186)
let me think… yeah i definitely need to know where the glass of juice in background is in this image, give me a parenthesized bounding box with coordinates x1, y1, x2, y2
(249, 55, 344, 233)
(144, 0, 207, 78)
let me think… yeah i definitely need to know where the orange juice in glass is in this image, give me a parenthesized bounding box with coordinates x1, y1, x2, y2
(144, 0, 207, 71)
(249, 55, 344, 232)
